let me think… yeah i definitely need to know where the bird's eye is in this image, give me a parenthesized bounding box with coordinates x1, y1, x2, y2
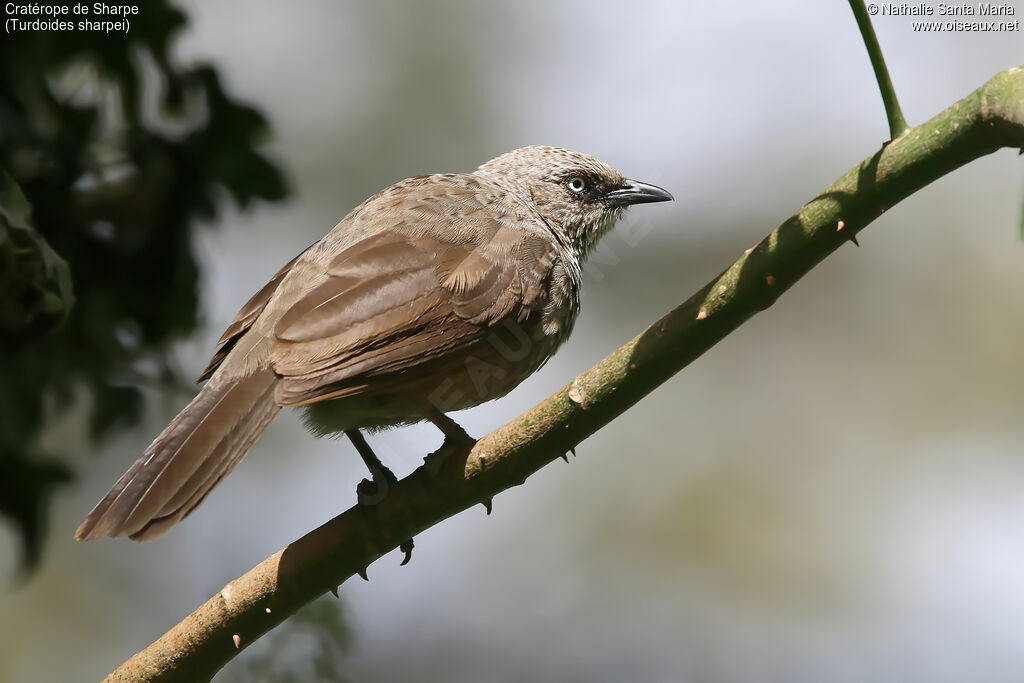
(566, 176, 587, 194)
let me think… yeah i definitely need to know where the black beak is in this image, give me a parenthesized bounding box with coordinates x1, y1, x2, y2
(605, 179, 674, 207)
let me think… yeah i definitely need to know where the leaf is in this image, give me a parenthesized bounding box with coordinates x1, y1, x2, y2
(0, 168, 75, 333)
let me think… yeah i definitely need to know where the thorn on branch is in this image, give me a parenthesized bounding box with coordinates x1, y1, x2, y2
(329, 586, 339, 598)
(232, 634, 241, 649)
(357, 566, 369, 581)
(482, 498, 493, 515)
(838, 220, 861, 246)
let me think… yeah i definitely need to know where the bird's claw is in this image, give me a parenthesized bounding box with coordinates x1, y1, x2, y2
(399, 538, 414, 566)
(357, 466, 397, 507)
(423, 434, 477, 479)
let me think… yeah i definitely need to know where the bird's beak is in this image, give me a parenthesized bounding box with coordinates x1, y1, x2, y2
(605, 179, 674, 207)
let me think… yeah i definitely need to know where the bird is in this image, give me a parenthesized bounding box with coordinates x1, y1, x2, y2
(75, 145, 673, 542)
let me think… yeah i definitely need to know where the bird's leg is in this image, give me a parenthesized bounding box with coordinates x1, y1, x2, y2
(426, 409, 476, 448)
(345, 429, 396, 507)
(346, 430, 415, 566)
(422, 409, 476, 478)
(424, 409, 495, 516)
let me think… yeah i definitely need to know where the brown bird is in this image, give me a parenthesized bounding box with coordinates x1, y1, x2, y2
(75, 146, 672, 542)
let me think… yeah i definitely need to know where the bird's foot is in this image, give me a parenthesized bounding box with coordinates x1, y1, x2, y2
(346, 429, 397, 507)
(422, 431, 476, 478)
(422, 410, 476, 478)
(355, 464, 398, 507)
(399, 538, 414, 566)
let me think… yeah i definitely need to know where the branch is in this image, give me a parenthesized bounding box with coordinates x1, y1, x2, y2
(849, 0, 911, 138)
(105, 67, 1024, 682)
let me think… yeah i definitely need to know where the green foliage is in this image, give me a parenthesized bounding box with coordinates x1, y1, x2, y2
(0, 0, 288, 569)
(0, 169, 74, 333)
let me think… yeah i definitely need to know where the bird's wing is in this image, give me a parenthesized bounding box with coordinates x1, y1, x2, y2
(197, 247, 310, 381)
(269, 185, 559, 407)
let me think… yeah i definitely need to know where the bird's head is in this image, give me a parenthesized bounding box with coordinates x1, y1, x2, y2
(474, 145, 673, 258)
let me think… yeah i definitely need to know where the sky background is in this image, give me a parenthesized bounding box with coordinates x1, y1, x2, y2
(3, 1, 1024, 681)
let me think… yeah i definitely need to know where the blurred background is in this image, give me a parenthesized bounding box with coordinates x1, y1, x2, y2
(2, 1, 1024, 681)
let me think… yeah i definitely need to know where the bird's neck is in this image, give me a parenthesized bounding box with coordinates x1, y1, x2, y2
(567, 209, 623, 263)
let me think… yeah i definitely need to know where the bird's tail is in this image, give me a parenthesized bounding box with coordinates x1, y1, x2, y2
(75, 370, 280, 542)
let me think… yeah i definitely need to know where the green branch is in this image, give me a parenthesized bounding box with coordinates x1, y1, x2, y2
(849, 0, 911, 139)
(103, 67, 1024, 682)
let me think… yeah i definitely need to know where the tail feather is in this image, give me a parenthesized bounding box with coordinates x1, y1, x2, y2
(75, 371, 279, 541)
(127, 379, 280, 541)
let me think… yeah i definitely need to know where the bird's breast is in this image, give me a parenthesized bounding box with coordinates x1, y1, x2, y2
(302, 309, 572, 435)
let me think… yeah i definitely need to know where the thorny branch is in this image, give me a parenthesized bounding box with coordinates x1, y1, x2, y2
(104, 67, 1024, 682)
